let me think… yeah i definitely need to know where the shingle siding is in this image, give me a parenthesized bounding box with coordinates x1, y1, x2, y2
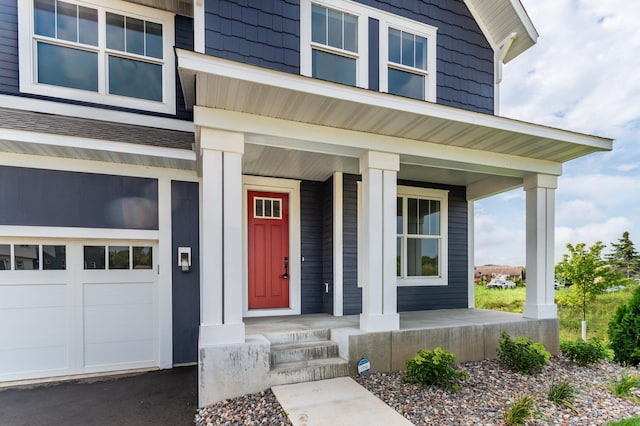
(0, 0, 18, 95)
(203, 0, 493, 115)
(204, 0, 300, 74)
(0, 0, 193, 120)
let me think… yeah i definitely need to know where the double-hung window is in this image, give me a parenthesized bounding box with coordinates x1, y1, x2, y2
(396, 186, 448, 286)
(381, 18, 437, 102)
(19, 0, 175, 114)
(301, 0, 367, 88)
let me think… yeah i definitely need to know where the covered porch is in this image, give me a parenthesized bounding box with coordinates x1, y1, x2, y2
(175, 49, 611, 406)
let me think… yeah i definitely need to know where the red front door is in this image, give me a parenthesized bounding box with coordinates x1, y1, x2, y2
(248, 191, 290, 309)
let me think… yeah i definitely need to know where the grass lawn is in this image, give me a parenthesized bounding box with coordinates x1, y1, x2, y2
(475, 284, 638, 341)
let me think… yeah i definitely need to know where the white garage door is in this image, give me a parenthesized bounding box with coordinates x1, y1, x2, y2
(0, 240, 158, 382)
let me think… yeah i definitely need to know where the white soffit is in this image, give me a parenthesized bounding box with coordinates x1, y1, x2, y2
(177, 50, 612, 166)
(464, 0, 538, 63)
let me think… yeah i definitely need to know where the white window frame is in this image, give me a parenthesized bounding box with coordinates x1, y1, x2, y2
(18, 0, 176, 114)
(300, 0, 369, 88)
(396, 186, 448, 286)
(380, 16, 437, 102)
(301, 0, 437, 99)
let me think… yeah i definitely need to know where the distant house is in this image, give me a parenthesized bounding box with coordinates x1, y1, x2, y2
(475, 266, 524, 281)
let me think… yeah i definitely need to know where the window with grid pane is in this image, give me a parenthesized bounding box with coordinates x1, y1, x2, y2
(388, 27, 428, 100)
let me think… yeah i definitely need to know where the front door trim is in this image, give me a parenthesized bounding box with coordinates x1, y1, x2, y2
(242, 176, 301, 317)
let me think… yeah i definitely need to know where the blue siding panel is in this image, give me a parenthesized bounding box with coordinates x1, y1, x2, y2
(0, 0, 18, 95)
(171, 180, 200, 364)
(354, 0, 494, 114)
(204, 0, 300, 74)
(368, 18, 380, 91)
(341, 175, 468, 314)
(300, 180, 324, 314)
(0, 166, 159, 230)
(342, 174, 361, 315)
(0, 0, 193, 120)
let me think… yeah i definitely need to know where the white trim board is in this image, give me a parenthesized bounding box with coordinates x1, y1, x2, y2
(242, 176, 302, 317)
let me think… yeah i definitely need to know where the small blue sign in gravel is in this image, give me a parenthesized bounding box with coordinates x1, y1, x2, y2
(357, 358, 371, 376)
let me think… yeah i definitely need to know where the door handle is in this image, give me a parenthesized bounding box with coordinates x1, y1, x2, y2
(282, 256, 289, 279)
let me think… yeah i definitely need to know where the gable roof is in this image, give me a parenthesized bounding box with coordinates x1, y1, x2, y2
(464, 0, 538, 63)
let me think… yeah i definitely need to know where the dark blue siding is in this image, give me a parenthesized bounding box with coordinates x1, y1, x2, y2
(204, 0, 300, 74)
(300, 180, 324, 314)
(354, 0, 494, 114)
(0, 166, 158, 230)
(0, 0, 193, 120)
(396, 180, 468, 311)
(0, 0, 18, 94)
(341, 175, 468, 314)
(368, 18, 379, 92)
(342, 174, 361, 315)
(171, 180, 200, 364)
(321, 177, 334, 314)
(203, 0, 493, 114)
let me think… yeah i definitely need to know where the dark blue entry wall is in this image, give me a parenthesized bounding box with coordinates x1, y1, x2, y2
(171, 180, 200, 364)
(0, 166, 158, 229)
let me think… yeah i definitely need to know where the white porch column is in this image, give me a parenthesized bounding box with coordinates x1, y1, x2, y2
(199, 128, 245, 345)
(359, 151, 400, 331)
(522, 174, 558, 319)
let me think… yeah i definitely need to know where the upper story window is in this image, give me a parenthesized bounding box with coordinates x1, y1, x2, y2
(301, 0, 436, 100)
(396, 186, 448, 286)
(19, 0, 176, 114)
(381, 19, 437, 102)
(311, 4, 358, 86)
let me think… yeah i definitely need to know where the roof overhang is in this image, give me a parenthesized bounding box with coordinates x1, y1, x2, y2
(177, 49, 612, 198)
(464, 0, 538, 63)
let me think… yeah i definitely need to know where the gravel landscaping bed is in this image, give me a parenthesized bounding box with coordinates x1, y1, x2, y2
(195, 357, 640, 425)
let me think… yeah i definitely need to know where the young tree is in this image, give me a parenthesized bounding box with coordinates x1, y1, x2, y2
(607, 231, 640, 279)
(556, 241, 623, 340)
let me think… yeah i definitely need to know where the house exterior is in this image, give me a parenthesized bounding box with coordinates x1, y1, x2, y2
(475, 266, 524, 282)
(0, 0, 611, 406)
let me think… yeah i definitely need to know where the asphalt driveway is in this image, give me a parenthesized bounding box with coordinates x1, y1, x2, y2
(0, 366, 197, 426)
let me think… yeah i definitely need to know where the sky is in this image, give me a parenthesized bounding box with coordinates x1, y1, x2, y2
(474, 0, 640, 266)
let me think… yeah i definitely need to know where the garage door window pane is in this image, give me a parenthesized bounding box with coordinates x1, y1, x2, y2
(109, 246, 130, 270)
(43, 245, 66, 270)
(84, 246, 105, 269)
(0, 244, 10, 270)
(15, 245, 39, 270)
(133, 246, 152, 269)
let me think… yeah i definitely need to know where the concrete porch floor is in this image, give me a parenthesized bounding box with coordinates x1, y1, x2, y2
(245, 308, 525, 335)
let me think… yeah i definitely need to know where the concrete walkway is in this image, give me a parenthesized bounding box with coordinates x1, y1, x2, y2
(272, 377, 413, 426)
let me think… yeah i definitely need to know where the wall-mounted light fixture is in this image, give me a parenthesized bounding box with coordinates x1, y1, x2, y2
(178, 247, 191, 272)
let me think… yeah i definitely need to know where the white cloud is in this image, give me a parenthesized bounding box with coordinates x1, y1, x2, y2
(556, 199, 605, 226)
(474, 213, 525, 266)
(556, 216, 631, 260)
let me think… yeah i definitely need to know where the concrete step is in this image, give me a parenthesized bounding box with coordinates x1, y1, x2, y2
(263, 328, 330, 345)
(270, 357, 350, 386)
(271, 340, 339, 365)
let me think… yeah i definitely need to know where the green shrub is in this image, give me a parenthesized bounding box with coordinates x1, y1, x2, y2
(560, 338, 610, 366)
(547, 376, 579, 414)
(403, 347, 467, 393)
(497, 332, 550, 374)
(608, 286, 640, 366)
(608, 371, 640, 402)
(605, 417, 640, 426)
(503, 394, 536, 426)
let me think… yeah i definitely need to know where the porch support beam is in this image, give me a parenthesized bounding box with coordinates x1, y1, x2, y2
(198, 128, 245, 345)
(359, 151, 400, 331)
(522, 174, 558, 319)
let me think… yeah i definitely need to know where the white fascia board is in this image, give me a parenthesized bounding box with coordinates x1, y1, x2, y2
(0, 95, 194, 133)
(177, 49, 612, 152)
(1, 128, 196, 162)
(195, 107, 562, 177)
(0, 151, 198, 181)
(0, 225, 158, 240)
